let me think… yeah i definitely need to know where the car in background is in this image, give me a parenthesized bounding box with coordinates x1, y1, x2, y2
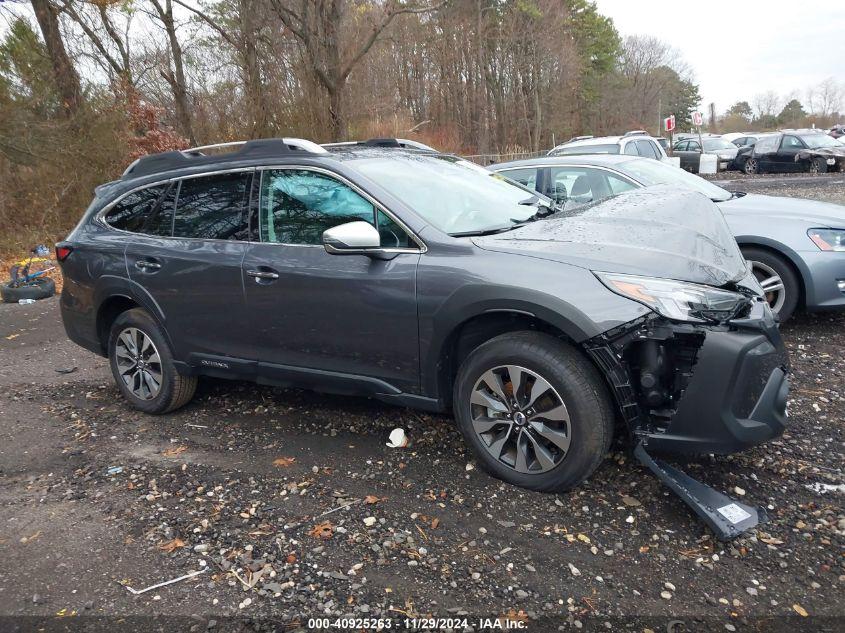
(731, 134, 766, 148)
(720, 132, 751, 144)
(490, 154, 845, 322)
(732, 134, 775, 171)
(673, 136, 739, 172)
(743, 131, 845, 174)
(322, 138, 437, 151)
(547, 131, 670, 163)
(828, 124, 845, 139)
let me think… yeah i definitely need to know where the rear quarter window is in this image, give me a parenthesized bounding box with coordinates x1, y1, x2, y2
(103, 184, 169, 233)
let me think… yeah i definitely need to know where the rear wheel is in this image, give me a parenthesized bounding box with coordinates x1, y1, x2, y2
(742, 247, 800, 322)
(453, 331, 614, 492)
(108, 308, 197, 414)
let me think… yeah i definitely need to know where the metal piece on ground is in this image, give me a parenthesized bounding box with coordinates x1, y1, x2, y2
(121, 568, 206, 595)
(634, 442, 766, 540)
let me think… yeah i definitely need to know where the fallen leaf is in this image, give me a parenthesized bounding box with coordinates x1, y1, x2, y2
(5, 334, 19, 340)
(364, 495, 382, 504)
(20, 530, 42, 544)
(577, 533, 591, 544)
(792, 604, 808, 617)
(162, 445, 187, 457)
(621, 495, 641, 507)
(158, 538, 185, 553)
(431, 517, 440, 529)
(759, 535, 784, 545)
(286, 553, 297, 564)
(273, 457, 296, 467)
(308, 521, 334, 539)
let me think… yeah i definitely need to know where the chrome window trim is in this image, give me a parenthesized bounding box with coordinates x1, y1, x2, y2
(256, 164, 426, 253)
(94, 165, 426, 253)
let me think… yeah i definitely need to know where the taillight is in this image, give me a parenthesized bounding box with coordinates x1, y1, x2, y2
(56, 245, 73, 262)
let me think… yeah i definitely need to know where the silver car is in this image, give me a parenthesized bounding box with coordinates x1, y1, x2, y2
(490, 154, 845, 321)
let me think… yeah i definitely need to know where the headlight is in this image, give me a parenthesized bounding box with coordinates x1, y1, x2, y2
(808, 228, 845, 251)
(595, 272, 751, 323)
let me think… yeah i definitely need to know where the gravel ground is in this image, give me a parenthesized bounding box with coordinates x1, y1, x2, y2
(0, 177, 843, 632)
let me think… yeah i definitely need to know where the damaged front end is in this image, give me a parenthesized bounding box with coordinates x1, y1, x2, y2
(584, 291, 790, 539)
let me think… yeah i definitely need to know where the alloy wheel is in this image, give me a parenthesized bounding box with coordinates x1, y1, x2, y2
(749, 260, 786, 314)
(744, 158, 758, 175)
(470, 365, 571, 474)
(115, 327, 163, 400)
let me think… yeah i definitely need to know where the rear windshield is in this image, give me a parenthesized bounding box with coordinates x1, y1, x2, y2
(551, 143, 620, 155)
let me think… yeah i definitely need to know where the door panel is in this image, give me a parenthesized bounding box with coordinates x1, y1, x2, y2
(243, 245, 420, 390)
(244, 167, 421, 392)
(125, 171, 253, 362)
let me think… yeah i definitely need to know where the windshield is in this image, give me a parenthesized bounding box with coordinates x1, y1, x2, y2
(553, 143, 620, 155)
(703, 139, 736, 151)
(616, 158, 732, 202)
(351, 154, 542, 235)
(800, 134, 840, 148)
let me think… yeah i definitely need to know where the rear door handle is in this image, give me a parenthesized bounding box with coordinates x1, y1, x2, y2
(135, 260, 161, 270)
(246, 269, 279, 280)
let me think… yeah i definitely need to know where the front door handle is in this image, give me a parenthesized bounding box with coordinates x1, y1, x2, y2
(246, 269, 279, 280)
(135, 260, 161, 270)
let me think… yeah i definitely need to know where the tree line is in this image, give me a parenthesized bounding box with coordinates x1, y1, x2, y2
(0, 0, 701, 252)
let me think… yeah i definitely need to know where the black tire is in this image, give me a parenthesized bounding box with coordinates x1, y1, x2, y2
(743, 157, 759, 175)
(108, 308, 197, 414)
(453, 331, 614, 493)
(1, 277, 55, 303)
(741, 247, 800, 323)
(808, 157, 828, 174)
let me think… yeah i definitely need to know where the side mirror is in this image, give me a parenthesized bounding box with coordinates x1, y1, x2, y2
(323, 221, 381, 255)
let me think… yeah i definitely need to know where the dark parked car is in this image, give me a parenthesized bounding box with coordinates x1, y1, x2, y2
(58, 138, 789, 497)
(491, 154, 845, 322)
(673, 137, 738, 172)
(743, 131, 845, 174)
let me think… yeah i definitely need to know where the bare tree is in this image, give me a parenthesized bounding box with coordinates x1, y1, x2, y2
(268, 0, 445, 139)
(752, 90, 780, 119)
(149, 0, 195, 142)
(60, 0, 134, 86)
(30, 0, 83, 115)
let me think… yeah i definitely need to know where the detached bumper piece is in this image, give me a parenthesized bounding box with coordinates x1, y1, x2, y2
(634, 443, 766, 540)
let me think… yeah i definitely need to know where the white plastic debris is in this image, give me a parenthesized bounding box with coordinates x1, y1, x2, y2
(805, 482, 845, 495)
(386, 428, 409, 448)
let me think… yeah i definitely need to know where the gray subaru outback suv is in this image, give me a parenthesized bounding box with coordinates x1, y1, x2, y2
(57, 138, 789, 494)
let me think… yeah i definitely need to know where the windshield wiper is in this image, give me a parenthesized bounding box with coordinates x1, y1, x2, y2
(449, 225, 521, 237)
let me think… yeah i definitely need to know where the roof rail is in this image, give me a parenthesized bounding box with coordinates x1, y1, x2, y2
(322, 137, 436, 151)
(623, 130, 649, 137)
(122, 137, 328, 178)
(566, 135, 594, 143)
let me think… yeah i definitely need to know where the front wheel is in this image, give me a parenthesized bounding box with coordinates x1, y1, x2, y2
(808, 157, 828, 174)
(742, 247, 800, 323)
(108, 308, 197, 414)
(744, 157, 760, 175)
(453, 332, 614, 493)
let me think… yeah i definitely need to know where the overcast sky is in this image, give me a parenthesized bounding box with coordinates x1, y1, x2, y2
(593, 0, 845, 113)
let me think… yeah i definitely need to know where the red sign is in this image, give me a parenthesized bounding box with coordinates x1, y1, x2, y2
(664, 115, 676, 132)
(692, 111, 703, 127)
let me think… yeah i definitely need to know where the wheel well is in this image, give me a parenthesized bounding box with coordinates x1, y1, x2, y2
(739, 242, 806, 308)
(96, 295, 139, 354)
(437, 312, 572, 409)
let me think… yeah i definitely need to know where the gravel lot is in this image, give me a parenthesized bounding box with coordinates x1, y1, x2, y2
(0, 176, 843, 632)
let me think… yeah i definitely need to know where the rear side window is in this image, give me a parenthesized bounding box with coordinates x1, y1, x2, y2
(173, 172, 251, 240)
(104, 184, 169, 233)
(623, 143, 639, 156)
(635, 140, 659, 159)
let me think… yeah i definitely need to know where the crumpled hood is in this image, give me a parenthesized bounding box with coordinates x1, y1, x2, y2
(719, 193, 845, 227)
(803, 145, 845, 158)
(473, 186, 748, 287)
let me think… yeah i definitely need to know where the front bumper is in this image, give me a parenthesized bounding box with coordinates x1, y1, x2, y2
(587, 298, 789, 456)
(798, 250, 845, 310)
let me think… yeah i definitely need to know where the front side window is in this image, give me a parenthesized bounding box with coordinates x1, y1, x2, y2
(173, 172, 251, 240)
(688, 141, 701, 152)
(498, 167, 537, 189)
(550, 167, 636, 204)
(260, 169, 381, 246)
(780, 135, 804, 150)
(104, 184, 169, 233)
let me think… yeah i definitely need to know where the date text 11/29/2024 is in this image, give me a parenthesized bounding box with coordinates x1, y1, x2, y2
(307, 617, 527, 630)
